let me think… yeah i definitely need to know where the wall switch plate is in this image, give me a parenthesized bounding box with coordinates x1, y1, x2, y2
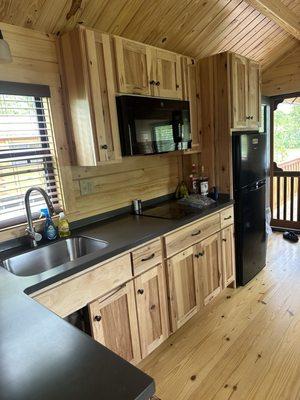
(79, 179, 95, 196)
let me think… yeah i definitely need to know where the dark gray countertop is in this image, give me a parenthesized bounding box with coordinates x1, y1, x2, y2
(0, 198, 233, 400)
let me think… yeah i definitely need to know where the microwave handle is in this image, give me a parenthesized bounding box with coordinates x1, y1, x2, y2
(128, 124, 134, 156)
(173, 121, 183, 143)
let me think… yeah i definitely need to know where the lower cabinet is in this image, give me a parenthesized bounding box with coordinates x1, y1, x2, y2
(167, 247, 201, 332)
(221, 224, 236, 287)
(134, 264, 169, 358)
(194, 232, 223, 306)
(88, 281, 141, 364)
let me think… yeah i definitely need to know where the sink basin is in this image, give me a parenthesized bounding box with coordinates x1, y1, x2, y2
(1, 236, 108, 277)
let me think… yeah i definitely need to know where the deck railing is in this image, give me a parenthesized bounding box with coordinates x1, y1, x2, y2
(278, 157, 300, 171)
(272, 170, 300, 229)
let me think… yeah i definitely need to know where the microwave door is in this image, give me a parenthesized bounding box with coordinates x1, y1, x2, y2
(152, 121, 176, 153)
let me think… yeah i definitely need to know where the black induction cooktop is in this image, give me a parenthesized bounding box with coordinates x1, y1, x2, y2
(142, 201, 199, 220)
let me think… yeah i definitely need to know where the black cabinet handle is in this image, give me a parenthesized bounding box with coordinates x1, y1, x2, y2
(101, 144, 108, 149)
(195, 251, 205, 258)
(191, 230, 201, 236)
(150, 80, 156, 85)
(222, 238, 227, 242)
(94, 315, 102, 322)
(246, 116, 251, 120)
(137, 289, 144, 295)
(176, 84, 180, 89)
(141, 253, 155, 262)
(156, 81, 160, 86)
(224, 216, 232, 220)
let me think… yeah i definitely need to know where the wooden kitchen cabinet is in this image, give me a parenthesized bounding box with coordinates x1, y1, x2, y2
(194, 232, 223, 306)
(221, 225, 236, 288)
(114, 36, 152, 95)
(88, 280, 141, 364)
(134, 264, 169, 358)
(59, 26, 122, 166)
(167, 246, 201, 331)
(114, 36, 182, 99)
(231, 53, 261, 129)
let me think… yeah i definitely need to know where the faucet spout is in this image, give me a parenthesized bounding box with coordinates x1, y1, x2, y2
(24, 187, 55, 248)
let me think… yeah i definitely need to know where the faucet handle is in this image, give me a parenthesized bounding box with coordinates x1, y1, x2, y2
(26, 227, 42, 242)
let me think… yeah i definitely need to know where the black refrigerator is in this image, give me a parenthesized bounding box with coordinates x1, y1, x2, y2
(232, 131, 267, 285)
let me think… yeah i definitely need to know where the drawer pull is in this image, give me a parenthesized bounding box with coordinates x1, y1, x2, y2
(191, 230, 201, 236)
(137, 289, 144, 295)
(195, 251, 205, 258)
(94, 315, 102, 322)
(141, 253, 155, 262)
(222, 238, 227, 242)
(224, 215, 232, 220)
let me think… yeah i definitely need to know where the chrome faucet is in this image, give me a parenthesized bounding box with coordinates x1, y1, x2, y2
(25, 187, 55, 248)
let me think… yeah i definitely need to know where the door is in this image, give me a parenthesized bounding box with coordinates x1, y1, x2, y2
(114, 36, 152, 95)
(195, 233, 222, 306)
(221, 225, 236, 288)
(134, 264, 169, 358)
(153, 49, 182, 99)
(247, 61, 261, 128)
(235, 182, 267, 285)
(231, 54, 248, 129)
(88, 281, 141, 364)
(167, 246, 200, 332)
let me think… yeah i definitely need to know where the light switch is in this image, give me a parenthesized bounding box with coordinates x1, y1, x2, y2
(79, 179, 95, 196)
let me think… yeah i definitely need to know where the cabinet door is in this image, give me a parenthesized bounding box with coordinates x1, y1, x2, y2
(88, 281, 141, 364)
(59, 27, 121, 165)
(231, 54, 248, 129)
(167, 247, 200, 332)
(114, 36, 152, 95)
(181, 56, 200, 151)
(153, 49, 182, 99)
(247, 61, 261, 129)
(195, 233, 222, 306)
(134, 264, 169, 358)
(221, 225, 236, 288)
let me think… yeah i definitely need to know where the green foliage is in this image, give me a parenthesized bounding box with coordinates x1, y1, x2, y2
(274, 103, 300, 162)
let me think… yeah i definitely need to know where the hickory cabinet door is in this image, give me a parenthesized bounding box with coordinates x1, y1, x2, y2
(221, 225, 236, 288)
(194, 232, 223, 306)
(247, 61, 261, 129)
(167, 246, 201, 332)
(114, 36, 152, 95)
(153, 49, 182, 99)
(231, 53, 248, 129)
(134, 264, 169, 358)
(88, 281, 141, 364)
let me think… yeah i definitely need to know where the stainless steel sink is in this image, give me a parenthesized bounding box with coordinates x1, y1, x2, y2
(1, 236, 108, 277)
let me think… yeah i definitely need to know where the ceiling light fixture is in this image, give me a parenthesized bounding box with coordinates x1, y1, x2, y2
(0, 30, 12, 63)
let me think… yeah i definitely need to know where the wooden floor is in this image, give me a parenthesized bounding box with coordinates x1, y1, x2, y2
(140, 233, 300, 400)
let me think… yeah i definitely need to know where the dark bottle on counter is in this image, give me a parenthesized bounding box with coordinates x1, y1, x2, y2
(189, 163, 200, 194)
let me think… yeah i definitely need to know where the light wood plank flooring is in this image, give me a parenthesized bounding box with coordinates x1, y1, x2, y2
(140, 233, 300, 400)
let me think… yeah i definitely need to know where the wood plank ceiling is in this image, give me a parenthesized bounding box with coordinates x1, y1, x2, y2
(0, 0, 299, 67)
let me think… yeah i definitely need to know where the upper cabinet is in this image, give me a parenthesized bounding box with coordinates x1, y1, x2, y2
(59, 26, 122, 166)
(231, 53, 261, 129)
(114, 36, 183, 100)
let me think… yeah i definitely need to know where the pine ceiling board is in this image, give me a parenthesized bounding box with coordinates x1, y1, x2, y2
(0, 0, 48, 28)
(69, 0, 110, 30)
(180, 0, 243, 57)
(156, 0, 226, 55)
(250, 29, 289, 62)
(196, 3, 256, 58)
(261, 37, 299, 70)
(33, 0, 71, 33)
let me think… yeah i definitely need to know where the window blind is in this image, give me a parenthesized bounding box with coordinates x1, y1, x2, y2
(0, 93, 61, 229)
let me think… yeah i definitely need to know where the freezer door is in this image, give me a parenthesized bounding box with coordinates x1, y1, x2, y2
(233, 132, 267, 189)
(235, 183, 267, 285)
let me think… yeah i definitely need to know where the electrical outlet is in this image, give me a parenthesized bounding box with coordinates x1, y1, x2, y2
(79, 179, 95, 196)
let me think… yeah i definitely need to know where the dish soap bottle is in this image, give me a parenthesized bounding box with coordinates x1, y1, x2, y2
(41, 208, 57, 241)
(58, 212, 70, 238)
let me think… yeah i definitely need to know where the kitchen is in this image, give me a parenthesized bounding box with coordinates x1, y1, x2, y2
(0, 2, 300, 400)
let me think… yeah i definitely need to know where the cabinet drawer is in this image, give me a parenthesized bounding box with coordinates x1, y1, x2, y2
(33, 253, 132, 317)
(165, 213, 221, 257)
(220, 206, 234, 228)
(132, 239, 162, 276)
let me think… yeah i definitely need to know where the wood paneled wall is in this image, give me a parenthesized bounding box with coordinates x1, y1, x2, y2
(0, 22, 184, 240)
(262, 44, 300, 95)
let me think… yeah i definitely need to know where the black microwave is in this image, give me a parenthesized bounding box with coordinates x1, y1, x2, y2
(116, 95, 191, 156)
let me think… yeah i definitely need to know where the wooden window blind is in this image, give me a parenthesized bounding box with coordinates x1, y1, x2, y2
(0, 92, 61, 229)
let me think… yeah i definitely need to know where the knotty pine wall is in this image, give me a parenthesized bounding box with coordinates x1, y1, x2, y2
(0, 22, 184, 240)
(262, 44, 300, 96)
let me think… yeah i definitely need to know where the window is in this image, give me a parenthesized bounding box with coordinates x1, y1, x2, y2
(0, 84, 61, 229)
